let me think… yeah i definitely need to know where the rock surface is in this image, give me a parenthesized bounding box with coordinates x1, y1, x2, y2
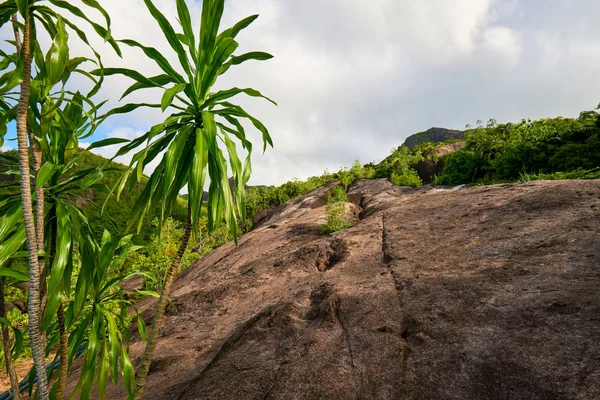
(104, 179, 600, 399)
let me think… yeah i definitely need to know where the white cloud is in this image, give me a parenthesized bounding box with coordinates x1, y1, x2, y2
(482, 26, 522, 66)
(3, 0, 600, 186)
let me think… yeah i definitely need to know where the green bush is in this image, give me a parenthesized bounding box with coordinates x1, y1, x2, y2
(320, 186, 353, 234)
(440, 111, 600, 184)
(244, 160, 374, 231)
(122, 218, 202, 290)
(390, 169, 423, 188)
(436, 150, 488, 185)
(549, 135, 600, 172)
(374, 145, 424, 179)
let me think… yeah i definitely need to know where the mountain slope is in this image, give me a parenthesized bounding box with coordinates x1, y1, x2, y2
(403, 127, 465, 149)
(97, 178, 600, 399)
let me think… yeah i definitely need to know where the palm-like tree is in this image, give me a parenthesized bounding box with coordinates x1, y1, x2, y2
(103, 0, 276, 397)
(0, 1, 119, 396)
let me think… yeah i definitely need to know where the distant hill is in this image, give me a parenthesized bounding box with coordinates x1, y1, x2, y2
(402, 127, 465, 149)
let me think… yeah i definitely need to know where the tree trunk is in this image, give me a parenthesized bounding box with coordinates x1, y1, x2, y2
(15, 9, 49, 400)
(33, 146, 45, 308)
(0, 278, 21, 400)
(134, 207, 192, 400)
(12, 13, 46, 344)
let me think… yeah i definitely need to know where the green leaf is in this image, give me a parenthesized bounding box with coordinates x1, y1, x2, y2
(97, 340, 109, 400)
(120, 346, 135, 396)
(36, 161, 60, 189)
(102, 309, 120, 386)
(189, 127, 208, 238)
(0, 58, 23, 95)
(80, 0, 112, 32)
(47, 0, 122, 57)
(161, 83, 186, 112)
(86, 137, 130, 151)
(198, 0, 225, 70)
(81, 167, 103, 190)
(120, 74, 176, 100)
(214, 103, 273, 151)
(12, 326, 23, 359)
(217, 15, 259, 43)
(43, 202, 72, 329)
(119, 39, 185, 84)
(232, 51, 273, 64)
(45, 16, 69, 85)
(137, 313, 147, 342)
(17, 0, 29, 18)
(0, 202, 22, 243)
(176, 0, 197, 63)
(142, 0, 193, 80)
(200, 37, 239, 99)
(99, 103, 160, 122)
(0, 268, 28, 281)
(219, 51, 273, 76)
(0, 226, 26, 269)
(134, 290, 160, 298)
(91, 67, 161, 89)
(222, 130, 246, 219)
(204, 87, 277, 109)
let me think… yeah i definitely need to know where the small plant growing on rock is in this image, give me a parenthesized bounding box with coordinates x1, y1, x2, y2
(321, 186, 353, 234)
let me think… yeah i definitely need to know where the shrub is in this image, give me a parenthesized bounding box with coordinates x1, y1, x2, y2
(548, 135, 600, 172)
(123, 218, 201, 290)
(436, 150, 488, 185)
(321, 186, 353, 234)
(390, 169, 423, 188)
(374, 145, 424, 179)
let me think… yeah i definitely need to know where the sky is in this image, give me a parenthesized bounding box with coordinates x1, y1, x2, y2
(2, 0, 600, 186)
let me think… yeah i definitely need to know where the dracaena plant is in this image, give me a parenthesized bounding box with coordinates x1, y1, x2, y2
(0, 0, 119, 397)
(66, 231, 156, 400)
(100, 0, 275, 397)
(0, 90, 133, 398)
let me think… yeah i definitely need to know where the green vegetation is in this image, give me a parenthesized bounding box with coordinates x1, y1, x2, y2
(101, 1, 276, 396)
(436, 112, 600, 185)
(123, 217, 232, 291)
(244, 160, 374, 230)
(518, 168, 600, 182)
(0, 0, 598, 398)
(1, 0, 276, 398)
(0, 150, 187, 245)
(320, 186, 353, 234)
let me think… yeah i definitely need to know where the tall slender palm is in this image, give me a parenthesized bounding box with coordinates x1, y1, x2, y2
(103, 0, 276, 397)
(0, 1, 119, 396)
(14, 8, 48, 397)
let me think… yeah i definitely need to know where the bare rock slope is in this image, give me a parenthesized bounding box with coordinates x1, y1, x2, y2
(124, 179, 599, 399)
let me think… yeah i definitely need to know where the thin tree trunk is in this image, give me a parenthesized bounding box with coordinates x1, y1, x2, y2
(0, 278, 21, 400)
(16, 9, 50, 400)
(12, 13, 46, 325)
(134, 206, 192, 400)
(33, 146, 45, 304)
(11, 15, 21, 54)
